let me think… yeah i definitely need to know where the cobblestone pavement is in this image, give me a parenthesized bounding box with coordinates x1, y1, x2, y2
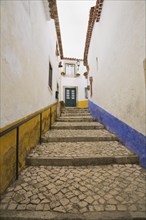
(43, 129, 116, 138)
(29, 141, 134, 158)
(1, 108, 145, 219)
(1, 165, 146, 214)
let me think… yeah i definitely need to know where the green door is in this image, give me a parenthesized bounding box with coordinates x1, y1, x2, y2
(65, 88, 76, 107)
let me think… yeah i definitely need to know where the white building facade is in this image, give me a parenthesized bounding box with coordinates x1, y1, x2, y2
(60, 59, 88, 108)
(1, 0, 61, 128)
(84, 0, 146, 168)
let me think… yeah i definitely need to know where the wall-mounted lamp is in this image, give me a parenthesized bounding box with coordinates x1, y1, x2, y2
(76, 60, 80, 67)
(58, 61, 63, 68)
(76, 60, 80, 72)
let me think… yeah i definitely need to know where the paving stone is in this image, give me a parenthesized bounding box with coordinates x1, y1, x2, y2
(13, 193, 25, 203)
(53, 206, 66, 213)
(128, 204, 137, 211)
(14, 186, 22, 192)
(94, 204, 104, 211)
(31, 199, 40, 204)
(56, 192, 64, 199)
(79, 194, 86, 201)
(60, 198, 69, 206)
(85, 196, 94, 204)
(79, 201, 88, 208)
(80, 207, 88, 213)
(50, 201, 60, 209)
(117, 204, 128, 211)
(20, 198, 30, 204)
(105, 204, 116, 211)
(35, 204, 44, 211)
(98, 198, 106, 205)
(41, 199, 50, 204)
(50, 188, 58, 194)
(70, 196, 80, 204)
(43, 204, 50, 210)
(17, 204, 26, 210)
(26, 204, 36, 210)
(7, 204, 17, 210)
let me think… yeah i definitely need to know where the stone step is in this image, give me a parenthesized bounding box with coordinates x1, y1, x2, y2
(28, 141, 133, 158)
(42, 136, 118, 143)
(52, 121, 104, 130)
(62, 107, 88, 110)
(58, 116, 93, 119)
(26, 155, 139, 166)
(61, 110, 90, 114)
(1, 210, 145, 220)
(42, 129, 118, 143)
(26, 141, 139, 166)
(61, 108, 89, 113)
(61, 113, 91, 116)
(0, 164, 145, 219)
(56, 117, 95, 122)
(52, 125, 104, 130)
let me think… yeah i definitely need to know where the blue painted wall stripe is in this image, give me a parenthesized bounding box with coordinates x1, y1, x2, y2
(88, 100, 146, 168)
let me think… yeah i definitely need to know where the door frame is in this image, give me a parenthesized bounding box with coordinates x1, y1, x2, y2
(63, 86, 78, 107)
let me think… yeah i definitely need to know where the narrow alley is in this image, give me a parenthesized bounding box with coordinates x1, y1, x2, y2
(1, 108, 145, 219)
(0, 0, 146, 219)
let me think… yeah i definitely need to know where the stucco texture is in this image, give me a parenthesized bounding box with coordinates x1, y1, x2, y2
(1, 0, 60, 128)
(88, 0, 145, 135)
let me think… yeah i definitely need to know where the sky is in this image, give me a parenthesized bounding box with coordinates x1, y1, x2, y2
(57, 0, 96, 59)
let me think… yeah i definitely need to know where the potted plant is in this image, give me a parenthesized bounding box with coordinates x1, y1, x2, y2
(83, 72, 88, 79)
(75, 73, 80, 77)
(61, 72, 65, 76)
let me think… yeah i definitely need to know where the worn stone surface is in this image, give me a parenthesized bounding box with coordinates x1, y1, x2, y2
(52, 121, 104, 129)
(28, 141, 134, 158)
(43, 129, 116, 138)
(53, 121, 103, 127)
(1, 165, 145, 214)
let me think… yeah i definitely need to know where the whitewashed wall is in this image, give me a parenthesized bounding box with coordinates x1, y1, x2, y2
(60, 60, 87, 103)
(1, 0, 60, 128)
(88, 0, 145, 135)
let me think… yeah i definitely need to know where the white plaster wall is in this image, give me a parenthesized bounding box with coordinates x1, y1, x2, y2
(1, 0, 60, 127)
(88, 0, 145, 135)
(60, 60, 87, 103)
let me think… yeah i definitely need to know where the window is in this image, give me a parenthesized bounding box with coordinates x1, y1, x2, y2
(65, 63, 75, 75)
(49, 62, 53, 90)
(85, 87, 88, 99)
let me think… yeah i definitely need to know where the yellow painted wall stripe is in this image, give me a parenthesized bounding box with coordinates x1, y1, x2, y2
(77, 100, 88, 108)
(0, 102, 60, 194)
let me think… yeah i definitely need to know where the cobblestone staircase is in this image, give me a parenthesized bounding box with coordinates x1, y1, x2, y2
(0, 107, 146, 220)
